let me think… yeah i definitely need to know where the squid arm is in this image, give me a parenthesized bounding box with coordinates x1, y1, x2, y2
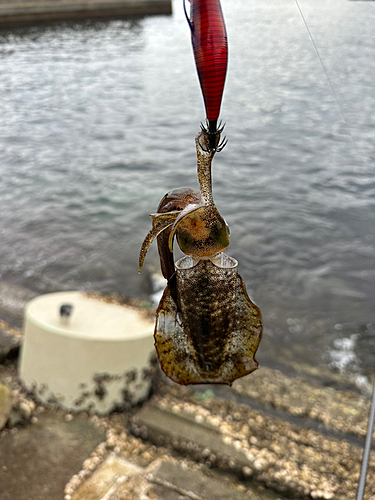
(138, 189, 202, 278)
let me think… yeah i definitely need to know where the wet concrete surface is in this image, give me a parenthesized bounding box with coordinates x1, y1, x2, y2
(0, 281, 36, 330)
(0, 280, 373, 500)
(0, 282, 36, 362)
(132, 382, 374, 500)
(0, 322, 22, 362)
(0, 411, 105, 500)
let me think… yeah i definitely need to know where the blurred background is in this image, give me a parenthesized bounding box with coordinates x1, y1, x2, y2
(0, 0, 374, 389)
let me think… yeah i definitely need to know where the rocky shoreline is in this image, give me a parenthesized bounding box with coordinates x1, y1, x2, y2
(0, 280, 374, 500)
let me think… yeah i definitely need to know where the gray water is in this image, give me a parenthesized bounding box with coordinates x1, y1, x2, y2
(1, 0, 375, 385)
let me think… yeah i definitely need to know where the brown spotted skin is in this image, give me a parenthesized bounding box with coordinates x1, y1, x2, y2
(155, 256, 263, 385)
(176, 205, 229, 257)
(138, 128, 229, 275)
(167, 129, 230, 256)
(139, 128, 263, 385)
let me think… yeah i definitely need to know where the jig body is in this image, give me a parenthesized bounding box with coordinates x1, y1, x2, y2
(184, 0, 228, 147)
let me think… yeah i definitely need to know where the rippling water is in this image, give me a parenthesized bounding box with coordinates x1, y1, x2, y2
(1, 0, 374, 383)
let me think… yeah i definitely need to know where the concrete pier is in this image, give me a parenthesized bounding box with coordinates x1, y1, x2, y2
(1, 280, 374, 499)
(0, 0, 172, 28)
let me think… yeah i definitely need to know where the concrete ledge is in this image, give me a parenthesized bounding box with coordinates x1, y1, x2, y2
(0, 281, 36, 360)
(0, 0, 172, 28)
(0, 411, 106, 500)
(71, 455, 261, 500)
(0, 320, 22, 361)
(132, 390, 375, 499)
(0, 281, 36, 328)
(70, 453, 142, 500)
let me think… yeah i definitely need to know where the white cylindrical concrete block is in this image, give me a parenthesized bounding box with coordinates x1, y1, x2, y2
(19, 291, 155, 414)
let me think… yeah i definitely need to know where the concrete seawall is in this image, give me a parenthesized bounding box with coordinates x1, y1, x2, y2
(0, 0, 172, 28)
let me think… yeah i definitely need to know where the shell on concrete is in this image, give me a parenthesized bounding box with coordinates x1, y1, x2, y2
(0, 383, 12, 430)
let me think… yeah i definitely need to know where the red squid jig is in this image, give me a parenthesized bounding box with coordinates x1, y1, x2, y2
(184, 0, 228, 150)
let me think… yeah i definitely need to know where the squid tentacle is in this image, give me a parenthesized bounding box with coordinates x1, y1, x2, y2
(149, 210, 181, 221)
(156, 188, 202, 280)
(138, 216, 177, 273)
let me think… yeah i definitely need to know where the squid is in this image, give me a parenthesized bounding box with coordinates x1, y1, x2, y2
(139, 128, 263, 385)
(184, 0, 228, 149)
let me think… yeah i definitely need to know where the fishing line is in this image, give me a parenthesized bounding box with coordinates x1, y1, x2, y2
(356, 380, 375, 500)
(294, 0, 365, 164)
(294, 2, 374, 498)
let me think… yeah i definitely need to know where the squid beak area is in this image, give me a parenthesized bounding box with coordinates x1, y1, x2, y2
(197, 129, 216, 156)
(198, 124, 225, 154)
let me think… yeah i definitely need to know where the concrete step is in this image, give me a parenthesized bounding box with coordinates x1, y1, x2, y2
(0, 410, 106, 500)
(70, 454, 268, 500)
(69, 453, 142, 500)
(211, 366, 370, 442)
(131, 388, 375, 500)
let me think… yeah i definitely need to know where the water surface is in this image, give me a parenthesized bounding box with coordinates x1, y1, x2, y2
(1, 0, 374, 385)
